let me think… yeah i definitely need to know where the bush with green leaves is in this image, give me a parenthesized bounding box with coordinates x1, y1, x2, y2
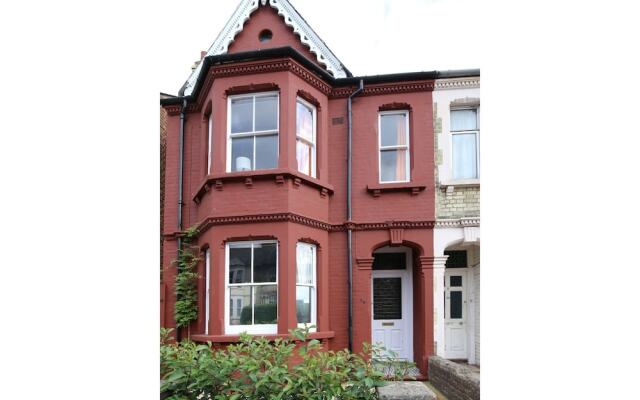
(160, 326, 415, 400)
(173, 227, 200, 329)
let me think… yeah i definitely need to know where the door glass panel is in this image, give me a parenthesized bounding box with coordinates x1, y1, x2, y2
(373, 253, 406, 270)
(450, 291, 462, 319)
(373, 277, 402, 320)
(450, 276, 462, 287)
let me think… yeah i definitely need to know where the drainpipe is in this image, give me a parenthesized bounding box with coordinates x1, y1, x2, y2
(347, 80, 364, 352)
(176, 98, 187, 341)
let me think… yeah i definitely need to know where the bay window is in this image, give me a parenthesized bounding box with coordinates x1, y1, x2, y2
(451, 108, 479, 180)
(225, 241, 278, 334)
(379, 111, 410, 183)
(227, 92, 279, 172)
(296, 98, 316, 177)
(296, 242, 316, 329)
(204, 248, 210, 335)
(207, 113, 212, 174)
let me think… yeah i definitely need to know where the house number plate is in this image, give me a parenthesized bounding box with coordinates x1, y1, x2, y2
(382, 322, 394, 326)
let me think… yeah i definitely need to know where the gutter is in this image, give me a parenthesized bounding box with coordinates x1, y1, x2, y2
(159, 46, 479, 106)
(347, 79, 364, 352)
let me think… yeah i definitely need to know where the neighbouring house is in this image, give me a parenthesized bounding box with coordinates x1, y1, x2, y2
(160, 0, 479, 378)
(433, 79, 481, 366)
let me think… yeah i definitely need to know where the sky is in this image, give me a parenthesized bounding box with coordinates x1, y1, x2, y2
(159, 0, 481, 95)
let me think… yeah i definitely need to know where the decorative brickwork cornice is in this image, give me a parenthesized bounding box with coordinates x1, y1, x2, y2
(331, 81, 435, 98)
(434, 77, 480, 91)
(163, 214, 437, 239)
(434, 217, 480, 228)
(225, 83, 280, 96)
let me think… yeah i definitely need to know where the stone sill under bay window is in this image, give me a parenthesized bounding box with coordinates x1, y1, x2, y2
(366, 181, 427, 197)
(193, 168, 334, 203)
(190, 330, 335, 344)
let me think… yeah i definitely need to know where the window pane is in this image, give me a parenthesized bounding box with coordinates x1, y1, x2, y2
(255, 95, 278, 131)
(231, 137, 253, 171)
(253, 243, 277, 283)
(296, 286, 313, 324)
(230, 286, 252, 325)
(254, 285, 278, 324)
(452, 133, 477, 179)
(450, 276, 462, 287)
(380, 149, 407, 182)
(231, 97, 253, 133)
(255, 134, 278, 170)
(297, 101, 314, 142)
(380, 114, 407, 147)
(228, 245, 251, 284)
(296, 140, 311, 176)
(451, 109, 477, 131)
(296, 244, 314, 284)
(449, 291, 462, 319)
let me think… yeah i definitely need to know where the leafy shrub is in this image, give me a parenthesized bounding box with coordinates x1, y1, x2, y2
(160, 327, 415, 399)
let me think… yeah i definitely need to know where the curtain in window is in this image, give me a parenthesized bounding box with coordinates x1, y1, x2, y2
(451, 109, 477, 131)
(296, 244, 313, 285)
(453, 133, 477, 179)
(395, 117, 407, 180)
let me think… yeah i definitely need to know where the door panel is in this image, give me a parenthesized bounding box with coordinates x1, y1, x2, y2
(444, 271, 467, 359)
(371, 271, 412, 360)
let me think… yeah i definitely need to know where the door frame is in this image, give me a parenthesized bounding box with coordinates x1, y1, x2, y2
(370, 246, 414, 361)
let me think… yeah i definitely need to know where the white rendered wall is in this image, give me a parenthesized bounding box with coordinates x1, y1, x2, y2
(433, 82, 481, 185)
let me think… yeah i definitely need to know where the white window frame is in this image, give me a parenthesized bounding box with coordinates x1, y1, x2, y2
(296, 242, 317, 331)
(204, 248, 211, 335)
(450, 106, 480, 181)
(378, 111, 410, 184)
(296, 97, 317, 178)
(207, 114, 213, 174)
(224, 240, 278, 335)
(226, 92, 280, 172)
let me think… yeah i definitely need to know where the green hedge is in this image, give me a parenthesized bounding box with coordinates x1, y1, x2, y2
(160, 327, 414, 400)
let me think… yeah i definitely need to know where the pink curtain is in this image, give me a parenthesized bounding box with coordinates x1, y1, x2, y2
(395, 117, 407, 180)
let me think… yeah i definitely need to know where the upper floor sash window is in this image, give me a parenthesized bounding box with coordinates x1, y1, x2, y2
(451, 108, 479, 180)
(227, 92, 279, 172)
(296, 98, 317, 178)
(379, 111, 410, 183)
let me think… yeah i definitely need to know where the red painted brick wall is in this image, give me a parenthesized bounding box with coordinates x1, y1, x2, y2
(161, 3, 436, 374)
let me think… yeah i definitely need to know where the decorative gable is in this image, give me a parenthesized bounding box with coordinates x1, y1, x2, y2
(182, 0, 348, 96)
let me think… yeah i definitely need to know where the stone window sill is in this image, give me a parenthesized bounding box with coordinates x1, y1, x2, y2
(191, 330, 335, 343)
(193, 168, 334, 203)
(440, 179, 480, 189)
(366, 181, 427, 197)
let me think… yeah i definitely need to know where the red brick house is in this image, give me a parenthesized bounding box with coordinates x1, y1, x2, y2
(160, 0, 478, 377)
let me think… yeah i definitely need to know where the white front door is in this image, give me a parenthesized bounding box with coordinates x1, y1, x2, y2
(371, 249, 413, 361)
(444, 270, 467, 359)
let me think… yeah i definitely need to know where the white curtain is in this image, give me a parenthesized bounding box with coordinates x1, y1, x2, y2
(296, 243, 314, 284)
(453, 133, 477, 179)
(451, 109, 477, 131)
